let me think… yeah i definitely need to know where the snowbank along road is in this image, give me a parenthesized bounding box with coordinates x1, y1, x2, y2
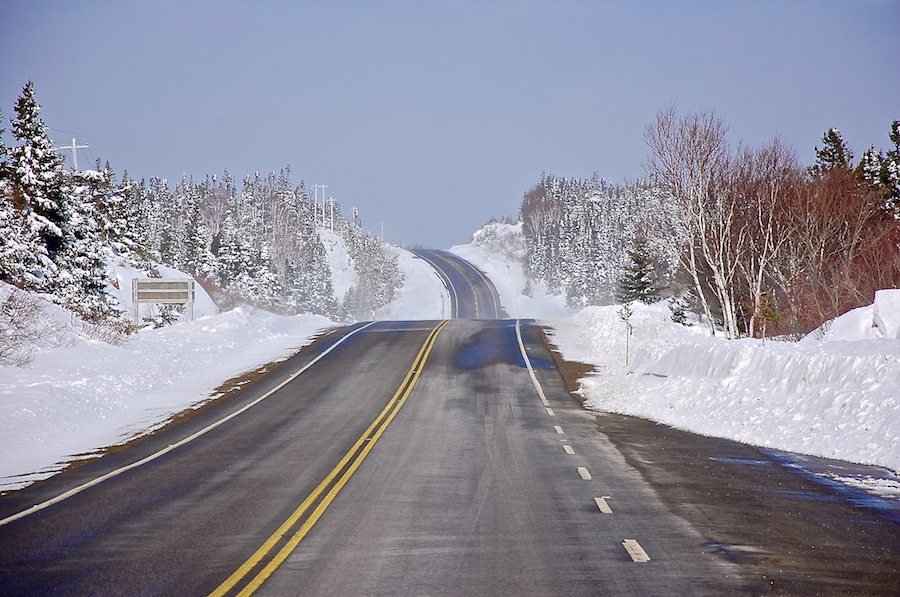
(0, 253, 898, 595)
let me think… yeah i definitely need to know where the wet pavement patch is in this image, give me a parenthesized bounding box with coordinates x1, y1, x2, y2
(455, 323, 554, 370)
(761, 449, 900, 525)
(710, 457, 772, 466)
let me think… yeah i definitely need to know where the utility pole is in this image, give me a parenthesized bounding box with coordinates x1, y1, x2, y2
(312, 185, 318, 227)
(55, 136, 89, 173)
(329, 197, 334, 233)
(312, 184, 327, 228)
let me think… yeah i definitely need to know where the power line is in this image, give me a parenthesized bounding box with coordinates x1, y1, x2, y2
(47, 127, 77, 136)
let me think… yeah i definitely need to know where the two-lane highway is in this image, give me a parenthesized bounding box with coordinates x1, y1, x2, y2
(0, 319, 745, 596)
(410, 249, 503, 319)
(242, 319, 746, 596)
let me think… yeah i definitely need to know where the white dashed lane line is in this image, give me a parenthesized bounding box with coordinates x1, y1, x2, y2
(594, 497, 613, 514)
(516, 322, 655, 568)
(622, 539, 651, 562)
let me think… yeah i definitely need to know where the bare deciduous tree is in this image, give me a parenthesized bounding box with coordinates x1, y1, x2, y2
(0, 285, 61, 366)
(729, 139, 803, 337)
(645, 105, 742, 337)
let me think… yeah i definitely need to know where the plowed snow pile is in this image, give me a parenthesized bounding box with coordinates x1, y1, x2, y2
(545, 292, 900, 473)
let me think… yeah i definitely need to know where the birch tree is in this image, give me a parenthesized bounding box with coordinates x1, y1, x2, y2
(644, 105, 739, 337)
(730, 139, 801, 337)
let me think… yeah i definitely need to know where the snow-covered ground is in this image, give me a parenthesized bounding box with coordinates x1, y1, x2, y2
(319, 229, 357, 305)
(374, 249, 449, 320)
(0, 279, 334, 491)
(319, 228, 448, 320)
(544, 299, 900, 474)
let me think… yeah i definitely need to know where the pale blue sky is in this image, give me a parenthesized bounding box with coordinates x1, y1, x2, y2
(2, 0, 898, 248)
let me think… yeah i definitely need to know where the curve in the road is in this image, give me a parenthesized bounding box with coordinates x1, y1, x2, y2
(409, 249, 503, 319)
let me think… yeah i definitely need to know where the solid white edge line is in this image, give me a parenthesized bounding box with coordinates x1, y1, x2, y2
(515, 319, 550, 407)
(0, 321, 378, 528)
(414, 251, 459, 319)
(622, 539, 651, 562)
(460, 253, 502, 317)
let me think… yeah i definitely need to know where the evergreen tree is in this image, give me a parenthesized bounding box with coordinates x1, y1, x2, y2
(880, 120, 900, 211)
(853, 121, 900, 213)
(2, 81, 64, 291)
(55, 170, 116, 321)
(813, 127, 853, 173)
(616, 235, 662, 305)
(105, 170, 151, 264)
(183, 200, 211, 277)
(0, 183, 47, 289)
(855, 145, 884, 187)
(0, 108, 7, 173)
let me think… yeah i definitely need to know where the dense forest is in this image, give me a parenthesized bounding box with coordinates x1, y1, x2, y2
(520, 106, 900, 338)
(0, 81, 402, 332)
(3, 81, 898, 343)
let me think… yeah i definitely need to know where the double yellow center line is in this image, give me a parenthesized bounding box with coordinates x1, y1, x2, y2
(209, 320, 450, 597)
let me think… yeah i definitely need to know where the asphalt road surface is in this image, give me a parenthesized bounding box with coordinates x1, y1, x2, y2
(409, 249, 503, 319)
(3, 318, 897, 596)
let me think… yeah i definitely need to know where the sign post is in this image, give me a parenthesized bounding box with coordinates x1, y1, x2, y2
(132, 278, 195, 326)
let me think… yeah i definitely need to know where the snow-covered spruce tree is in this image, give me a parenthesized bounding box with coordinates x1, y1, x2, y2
(616, 235, 663, 305)
(812, 128, 853, 174)
(105, 171, 154, 267)
(55, 168, 119, 321)
(1, 82, 65, 292)
(144, 176, 175, 265)
(855, 121, 900, 214)
(293, 225, 337, 317)
(856, 145, 885, 189)
(93, 164, 146, 263)
(1, 83, 121, 322)
(0, 108, 48, 287)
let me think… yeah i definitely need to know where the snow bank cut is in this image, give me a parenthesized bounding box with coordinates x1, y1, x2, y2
(0, 291, 332, 490)
(546, 293, 900, 473)
(450, 222, 570, 320)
